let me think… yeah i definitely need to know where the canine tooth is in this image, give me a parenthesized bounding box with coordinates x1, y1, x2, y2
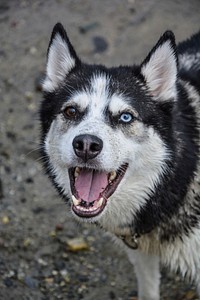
(96, 197, 104, 208)
(72, 195, 80, 206)
(74, 167, 81, 178)
(109, 171, 117, 183)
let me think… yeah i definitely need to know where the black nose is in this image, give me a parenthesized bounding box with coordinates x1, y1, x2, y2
(73, 134, 103, 162)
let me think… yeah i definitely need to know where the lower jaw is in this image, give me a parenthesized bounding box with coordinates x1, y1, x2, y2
(71, 198, 107, 219)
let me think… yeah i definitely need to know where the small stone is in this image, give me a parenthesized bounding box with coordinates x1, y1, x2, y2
(24, 276, 39, 289)
(37, 258, 48, 266)
(60, 281, 66, 287)
(64, 275, 70, 283)
(55, 223, 64, 231)
(60, 269, 68, 277)
(78, 274, 89, 283)
(87, 236, 95, 242)
(23, 238, 32, 248)
(2, 216, 9, 224)
(17, 271, 25, 281)
(29, 47, 37, 55)
(52, 270, 58, 276)
(28, 103, 36, 111)
(77, 284, 87, 294)
(110, 281, 116, 287)
(62, 253, 68, 260)
(7, 270, 15, 278)
(45, 277, 54, 284)
(25, 91, 34, 100)
(86, 263, 94, 270)
(66, 237, 89, 252)
(49, 230, 56, 238)
(3, 278, 13, 287)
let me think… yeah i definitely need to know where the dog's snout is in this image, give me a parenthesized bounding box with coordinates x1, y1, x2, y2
(72, 134, 103, 162)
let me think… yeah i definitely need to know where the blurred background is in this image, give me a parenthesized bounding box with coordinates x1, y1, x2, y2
(0, 1, 200, 299)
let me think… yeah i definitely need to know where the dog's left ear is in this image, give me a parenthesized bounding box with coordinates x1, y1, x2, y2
(140, 31, 178, 101)
(43, 23, 80, 92)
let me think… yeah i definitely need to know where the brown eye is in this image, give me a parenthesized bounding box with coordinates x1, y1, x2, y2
(63, 106, 77, 119)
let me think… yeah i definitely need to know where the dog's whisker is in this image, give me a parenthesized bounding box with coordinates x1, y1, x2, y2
(25, 147, 43, 157)
(35, 156, 49, 163)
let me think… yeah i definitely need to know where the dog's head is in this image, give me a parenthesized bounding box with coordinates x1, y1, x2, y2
(41, 23, 177, 232)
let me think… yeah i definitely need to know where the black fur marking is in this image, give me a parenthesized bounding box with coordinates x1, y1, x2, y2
(134, 82, 199, 240)
(178, 31, 200, 89)
(178, 31, 200, 56)
(179, 70, 200, 93)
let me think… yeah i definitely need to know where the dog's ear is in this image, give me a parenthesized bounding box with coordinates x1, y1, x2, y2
(140, 31, 178, 101)
(43, 23, 80, 92)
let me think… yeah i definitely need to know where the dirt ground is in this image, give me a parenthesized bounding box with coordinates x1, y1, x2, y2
(0, 0, 200, 299)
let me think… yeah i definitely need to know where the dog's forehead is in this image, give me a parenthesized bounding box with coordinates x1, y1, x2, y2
(74, 74, 109, 111)
(67, 73, 133, 115)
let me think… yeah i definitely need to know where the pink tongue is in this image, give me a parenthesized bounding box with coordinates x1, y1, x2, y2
(75, 169, 108, 203)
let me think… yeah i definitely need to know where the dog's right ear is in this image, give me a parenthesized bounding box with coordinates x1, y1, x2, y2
(43, 23, 80, 92)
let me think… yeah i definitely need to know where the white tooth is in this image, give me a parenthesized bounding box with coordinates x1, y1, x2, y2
(96, 197, 104, 208)
(74, 167, 81, 178)
(109, 171, 117, 183)
(72, 195, 80, 206)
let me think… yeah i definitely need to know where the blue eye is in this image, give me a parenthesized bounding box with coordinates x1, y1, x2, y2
(119, 112, 133, 123)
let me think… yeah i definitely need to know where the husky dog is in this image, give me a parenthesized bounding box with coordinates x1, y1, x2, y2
(40, 23, 200, 299)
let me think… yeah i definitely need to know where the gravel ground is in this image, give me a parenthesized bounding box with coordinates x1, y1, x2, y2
(0, 1, 200, 299)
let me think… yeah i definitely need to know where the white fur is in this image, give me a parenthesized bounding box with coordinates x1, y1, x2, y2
(126, 249, 160, 300)
(160, 226, 200, 283)
(141, 40, 177, 100)
(43, 34, 75, 92)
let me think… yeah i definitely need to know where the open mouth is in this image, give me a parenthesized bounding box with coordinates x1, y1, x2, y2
(68, 163, 128, 218)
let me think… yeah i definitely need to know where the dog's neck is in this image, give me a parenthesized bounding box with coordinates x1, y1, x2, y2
(95, 222, 150, 250)
(116, 232, 140, 249)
